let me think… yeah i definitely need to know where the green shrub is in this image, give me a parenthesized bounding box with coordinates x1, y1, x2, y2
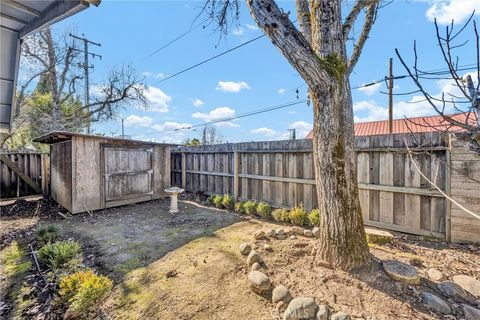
(222, 194, 234, 210)
(243, 201, 257, 216)
(36, 224, 60, 247)
(234, 202, 245, 214)
(212, 195, 223, 208)
(308, 209, 320, 226)
(59, 269, 112, 314)
(206, 194, 216, 205)
(289, 205, 307, 226)
(256, 202, 272, 218)
(38, 241, 82, 271)
(272, 208, 290, 222)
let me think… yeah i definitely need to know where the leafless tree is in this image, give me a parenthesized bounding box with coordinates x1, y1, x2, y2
(200, 0, 383, 270)
(396, 13, 480, 153)
(201, 125, 224, 145)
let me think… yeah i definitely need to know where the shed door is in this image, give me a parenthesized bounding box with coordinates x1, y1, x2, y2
(103, 146, 153, 206)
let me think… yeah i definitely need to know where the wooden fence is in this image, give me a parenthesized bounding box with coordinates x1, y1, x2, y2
(0, 151, 50, 199)
(172, 132, 453, 240)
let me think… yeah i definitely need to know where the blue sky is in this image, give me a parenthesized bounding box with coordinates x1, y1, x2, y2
(50, 0, 480, 143)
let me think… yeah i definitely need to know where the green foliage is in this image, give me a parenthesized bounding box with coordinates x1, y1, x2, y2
(272, 208, 290, 223)
(256, 202, 272, 218)
(221, 194, 234, 210)
(0, 241, 32, 278)
(38, 241, 82, 271)
(234, 202, 245, 214)
(289, 204, 307, 226)
(36, 224, 60, 247)
(308, 209, 320, 226)
(212, 195, 223, 208)
(59, 269, 112, 314)
(243, 201, 257, 216)
(184, 138, 201, 146)
(316, 53, 347, 82)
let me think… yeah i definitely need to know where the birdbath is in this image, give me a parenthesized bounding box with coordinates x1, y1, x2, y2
(165, 187, 184, 213)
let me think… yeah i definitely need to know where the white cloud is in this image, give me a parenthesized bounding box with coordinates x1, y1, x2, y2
(425, 0, 480, 25)
(289, 121, 313, 138)
(233, 27, 244, 36)
(124, 115, 153, 127)
(215, 121, 240, 128)
(357, 82, 382, 96)
(277, 88, 288, 95)
(251, 127, 277, 137)
(216, 81, 250, 93)
(142, 71, 153, 78)
(287, 110, 297, 114)
(152, 121, 191, 132)
(246, 24, 259, 31)
(144, 86, 172, 113)
(192, 99, 204, 107)
(192, 107, 235, 121)
(353, 100, 388, 122)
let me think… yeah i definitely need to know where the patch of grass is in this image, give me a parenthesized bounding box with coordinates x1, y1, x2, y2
(59, 269, 112, 315)
(289, 204, 307, 226)
(222, 194, 234, 211)
(37, 241, 82, 272)
(272, 208, 290, 222)
(0, 241, 32, 278)
(256, 202, 272, 219)
(243, 201, 257, 216)
(308, 209, 320, 226)
(234, 201, 245, 214)
(212, 195, 223, 209)
(36, 224, 60, 247)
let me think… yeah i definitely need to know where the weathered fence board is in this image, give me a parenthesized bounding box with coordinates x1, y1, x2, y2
(172, 132, 452, 239)
(0, 151, 49, 199)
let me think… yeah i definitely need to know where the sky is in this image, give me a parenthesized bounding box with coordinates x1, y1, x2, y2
(49, 0, 480, 143)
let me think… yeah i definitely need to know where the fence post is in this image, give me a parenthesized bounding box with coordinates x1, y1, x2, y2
(233, 151, 239, 201)
(41, 154, 50, 196)
(445, 135, 452, 242)
(181, 152, 186, 190)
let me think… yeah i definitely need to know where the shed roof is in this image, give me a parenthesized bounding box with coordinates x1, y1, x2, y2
(0, 0, 100, 133)
(33, 131, 178, 146)
(305, 112, 477, 138)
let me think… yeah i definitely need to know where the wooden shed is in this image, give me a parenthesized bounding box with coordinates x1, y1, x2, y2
(34, 132, 173, 214)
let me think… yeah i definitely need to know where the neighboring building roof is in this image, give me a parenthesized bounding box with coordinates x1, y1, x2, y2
(0, 0, 101, 134)
(305, 112, 477, 138)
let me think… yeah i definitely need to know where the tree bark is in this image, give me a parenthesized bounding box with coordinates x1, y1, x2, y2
(247, 0, 370, 270)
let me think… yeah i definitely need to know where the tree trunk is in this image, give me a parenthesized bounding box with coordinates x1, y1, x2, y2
(44, 28, 61, 127)
(248, 0, 370, 270)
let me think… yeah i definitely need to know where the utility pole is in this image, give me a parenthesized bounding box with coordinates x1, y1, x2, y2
(288, 129, 296, 140)
(69, 33, 101, 134)
(121, 118, 125, 139)
(388, 57, 394, 134)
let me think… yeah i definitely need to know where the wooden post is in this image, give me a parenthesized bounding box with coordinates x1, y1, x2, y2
(233, 151, 239, 201)
(388, 57, 393, 134)
(41, 153, 50, 196)
(445, 134, 452, 242)
(181, 152, 186, 190)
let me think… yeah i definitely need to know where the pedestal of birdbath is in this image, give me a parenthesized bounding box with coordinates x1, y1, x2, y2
(165, 187, 184, 213)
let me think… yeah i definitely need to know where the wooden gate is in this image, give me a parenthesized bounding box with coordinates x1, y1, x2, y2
(102, 146, 153, 208)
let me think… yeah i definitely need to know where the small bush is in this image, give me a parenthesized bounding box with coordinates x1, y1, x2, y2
(308, 209, 320, 226)
(212, 195, 223, 208)
(36, 224, 60, 247)
(206, 194, 216, 205)
(38, 241, 82, 271)
(256, 202, 272, 218)
(59, 269, 112, 314)
(222, 194, 234, 210)
(289, 204, 307, 226)
(243, 201, 257, 216)
(234, 202, 245, 214)
(272, 208, 290, 222)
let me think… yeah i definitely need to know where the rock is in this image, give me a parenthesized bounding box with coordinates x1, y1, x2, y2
(276, 230, 287, 240)
(453, 275, 480, 298)
(366, 228, 394, 245)
(239, 243, 252, 255)
(286, 229, 294, 236)
(272, 285, 293, 304)
(316, 304, 329, 320)
(437, 281, 470, 300)
(277, 301, 288, 314)
(292, 227, 304, 236)
(254, 230, 266, 240)
(266, 229, 276, 237)
(246, 250, 263, 266)
(420, 292, 451, 314)
(426, 268, 444, 282)
(304, 230, 314, 238)
(276, 228, 286, 236)
(290, 235, 297, 240)
(383, 260, 420, 285)
(264, 244, 273, 252)
(312, 227, 320, 238)
(331, 311, 350, 320)
(251, 262, 261, 271)
(284, 297, 318, 320)
(248, 270, 271, 292)
(462, 304, 480, 320)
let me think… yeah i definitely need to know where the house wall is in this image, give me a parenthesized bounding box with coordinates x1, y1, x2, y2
(449, 137, 480, 242)
(50, 140, 72, 212)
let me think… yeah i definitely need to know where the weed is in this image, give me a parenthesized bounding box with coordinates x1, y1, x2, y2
(308, 209, 320, 226)
(36, 224, 60, 247)
(38, 241, 82, 272)
(290, 204, 307, 226)
(256, 202, 272, 218)
(272, 208, 290, 222)
(222, 194, 234, 210)
(243, 201, 257, 216)
(212, 195, 223, 208)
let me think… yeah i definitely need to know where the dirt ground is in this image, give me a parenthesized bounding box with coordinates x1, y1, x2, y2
(1, 198, 479, 320)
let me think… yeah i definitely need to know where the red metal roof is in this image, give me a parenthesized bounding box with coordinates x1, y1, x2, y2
(305, 112, 477, 138)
